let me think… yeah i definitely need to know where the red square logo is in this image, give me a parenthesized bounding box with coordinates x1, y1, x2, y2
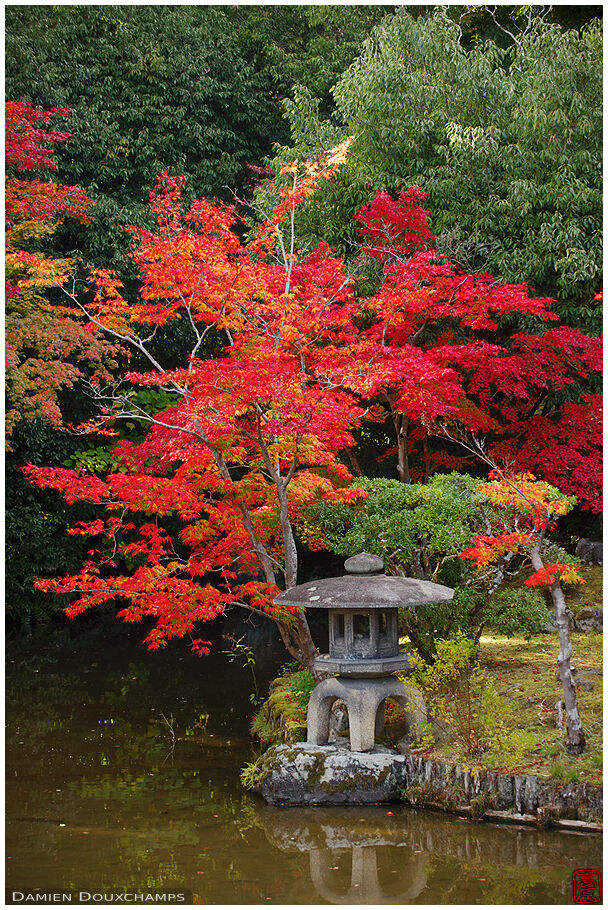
(573, 869, 602, 904)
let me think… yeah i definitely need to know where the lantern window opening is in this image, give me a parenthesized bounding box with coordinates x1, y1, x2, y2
(337, 613, 345, 639)
(353, 613, 370, 640)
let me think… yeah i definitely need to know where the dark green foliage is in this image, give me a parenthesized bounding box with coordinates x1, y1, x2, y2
(412, 585, 550, 662)
(232, 5, 397, 115)
(5, 5, 286, 273)
(62, 388, 180, 474)
(485, 589, 552, 640)
(6, 421, 96, 627)
(307, 472, 494, 580)
(250, 666, 315, 747)
(5, 6, 398, 277)
(450, 5, 602, 49)
(406, 589, 485, 664)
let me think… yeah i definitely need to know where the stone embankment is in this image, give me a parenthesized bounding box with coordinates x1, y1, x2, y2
(400, 752, 602, 829)
(254, 741, 602, 831)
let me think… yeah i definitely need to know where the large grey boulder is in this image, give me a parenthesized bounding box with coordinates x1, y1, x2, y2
(255, 741, 408, 806)
(575, 538, 603, 565)
(573, 606, 603, 633)
(544, 606, 603, 634)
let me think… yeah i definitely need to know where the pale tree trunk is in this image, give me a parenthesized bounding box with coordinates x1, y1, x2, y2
(530, 542, 586, 754)
(276, 479, 325, 679)
(277, 480, 298, 589)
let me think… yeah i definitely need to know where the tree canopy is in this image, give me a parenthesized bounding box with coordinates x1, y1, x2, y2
(5, 4, 603, 655)
(22, 141, 601, 665)
(5, 6, 284, 271)
(5, 102, 117, 441)
(269, 8, 603, 331)
(5, 5, 395, 276)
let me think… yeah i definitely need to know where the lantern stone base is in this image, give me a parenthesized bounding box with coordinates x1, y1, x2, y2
(254, 742, 408, 806)
(307, 675, 413, 752)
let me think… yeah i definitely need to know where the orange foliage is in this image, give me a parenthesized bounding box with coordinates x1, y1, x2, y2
(5, 101, 116, 441)
(460, 472, 583, 588)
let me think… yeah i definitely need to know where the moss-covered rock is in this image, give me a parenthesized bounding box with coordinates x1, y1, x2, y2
(250, 668, 314, 747)
(254, 741, 408, 806)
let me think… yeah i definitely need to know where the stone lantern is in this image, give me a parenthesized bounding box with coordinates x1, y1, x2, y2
(273, 552, 453, 752)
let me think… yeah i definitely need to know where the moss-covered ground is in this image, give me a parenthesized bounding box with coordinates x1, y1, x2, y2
(491, 565, 603, 620)
(403, 566, 603, 787)
(414, 629, 603, 786)
(250, 666, 312, 746)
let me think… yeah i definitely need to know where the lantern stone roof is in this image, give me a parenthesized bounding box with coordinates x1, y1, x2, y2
(273, 553, 454, 610)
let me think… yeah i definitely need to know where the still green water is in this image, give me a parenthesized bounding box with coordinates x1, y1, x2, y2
(6, 615, 602, 905)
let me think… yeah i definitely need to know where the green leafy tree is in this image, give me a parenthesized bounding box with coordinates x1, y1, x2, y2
(5, 5, 394, 383)
(5, 5, 287, 273)
(233, 6, 397, 115)
(304, 473, 551, 661)
(5, 5, 291, 626)
(5, 5, 401, 276)
(5, 101, 120, 628)
(6, 420, 100, 628)
(271, 9, 602, 330)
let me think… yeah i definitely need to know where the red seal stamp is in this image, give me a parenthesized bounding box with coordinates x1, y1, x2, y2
(573, 869, 602, 904)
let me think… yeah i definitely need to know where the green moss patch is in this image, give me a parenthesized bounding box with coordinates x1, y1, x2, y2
(250, 666, 315, 747)
(487, 565, 602, 618)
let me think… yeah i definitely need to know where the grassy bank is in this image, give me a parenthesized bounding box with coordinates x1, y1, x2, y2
(416, 629, 602, 787)
(408, 565, 603, 786)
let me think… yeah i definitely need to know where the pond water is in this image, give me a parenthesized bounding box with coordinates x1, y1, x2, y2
(6, 613, 602, 905)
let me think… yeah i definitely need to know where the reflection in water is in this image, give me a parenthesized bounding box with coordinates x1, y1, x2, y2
(6, 615, 602, 905)
(309, 845, 424, 905)
(254, 804, 603, 904)
(257, 806, 428, 903)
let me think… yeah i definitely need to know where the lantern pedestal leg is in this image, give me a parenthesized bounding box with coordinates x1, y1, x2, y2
(307, 676, 411, 752)
(306, 679, 338, 745)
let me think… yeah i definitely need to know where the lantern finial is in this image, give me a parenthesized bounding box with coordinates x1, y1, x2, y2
(344, 552, 384, 575)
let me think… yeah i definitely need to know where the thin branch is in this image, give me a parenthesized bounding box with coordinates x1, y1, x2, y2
(437, 425, 552, 524)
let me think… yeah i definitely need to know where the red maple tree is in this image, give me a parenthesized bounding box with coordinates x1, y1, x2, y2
(25, 141, 366, 672)
(23, 156, 601, 669)
(347, 189, 602, 511)
(5, 101, 117, 442)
